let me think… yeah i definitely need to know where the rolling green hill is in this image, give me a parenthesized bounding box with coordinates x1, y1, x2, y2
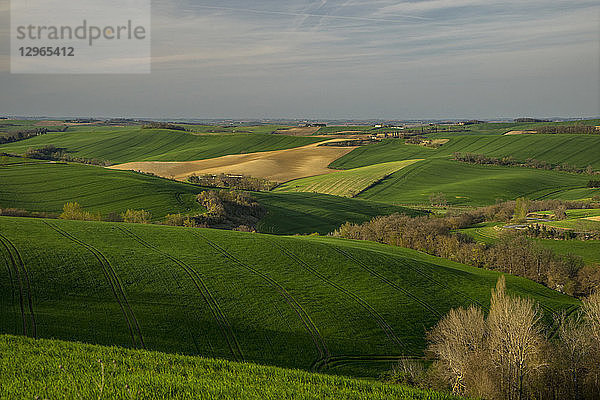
(275, 160, 422, 198)
(253, 192, 423, 235)
(330, 135, 600, 170)
(0, 335, 462, 400)
(0, 158, 204, 219)
(355, 159, 588, 206)
(0, 217, 578, 378)
(0, 157, 415, 232)
(0, 127, 327, 164)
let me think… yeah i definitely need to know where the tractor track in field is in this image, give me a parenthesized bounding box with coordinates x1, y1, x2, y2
(271, 240, 404, 350)
(332, 247, 442, 317)
(115, 226, 244, 362)
(0, 233, 36, 338)
(357, 245, 487, 311)
(193, 231, 330, 359)
(0, 235, 29, 336)
(0, 248, 17, 323)
(42, 221, 144, 348)
(394, 256, 488, 311)
(311, 354, 424, 372)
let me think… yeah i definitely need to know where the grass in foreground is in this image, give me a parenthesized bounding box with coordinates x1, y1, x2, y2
(0, 335, 463, 400)
(0, 217, 578, 378)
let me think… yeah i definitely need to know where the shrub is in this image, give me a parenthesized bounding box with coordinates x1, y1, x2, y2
(59, 202, 100, 221)
(122, 209, 152, 224)
(588, 180, 600, 188)
(103, 212, 124, 222)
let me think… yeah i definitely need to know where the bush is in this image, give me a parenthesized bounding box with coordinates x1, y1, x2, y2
(588, 180, 600, 188)
(122, 209, 152, 224)
(59, 202, 100, 221)
(103, 212, 124, 222)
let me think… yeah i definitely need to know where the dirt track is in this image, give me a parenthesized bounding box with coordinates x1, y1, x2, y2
(109, 140, 356, 182)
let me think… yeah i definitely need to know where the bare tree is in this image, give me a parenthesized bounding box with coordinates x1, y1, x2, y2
(427, 305, 485, 395)
(486, 276, 546, 400)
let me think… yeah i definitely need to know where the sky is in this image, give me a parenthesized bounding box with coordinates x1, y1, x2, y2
(0, 0, 599, 120)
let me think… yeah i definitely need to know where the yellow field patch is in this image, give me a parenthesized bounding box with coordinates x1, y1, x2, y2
(584, 216, 600, 222)
(275, 159, 423, 197)
(109, 140, 355, 182)
(274, 127, 320, 136)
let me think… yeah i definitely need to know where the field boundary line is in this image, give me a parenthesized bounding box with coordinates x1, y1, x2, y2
(115, 226, 244, 362)
(192, 231, 330, 360)
(271, 240, 404, 350)
(42, 221, 144, 348)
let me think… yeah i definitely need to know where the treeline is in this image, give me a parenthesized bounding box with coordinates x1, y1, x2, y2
(141, 122, 186, 131)
(0, 207, 57, 219)
(536, 125, 598, 135)
(453, 152, 597, 175)
(333, 200, 599, 297)
(0, 128, 48, 144)
(527, 224, 599, 241)
(392, 276, 600, 400)
(188, 173, 277, 191)
(588, 180, 600, 188)
(23, 145, 112, 166)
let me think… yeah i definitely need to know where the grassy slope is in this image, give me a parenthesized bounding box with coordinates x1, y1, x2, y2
(275, 160, 422, 197)
(0, 159, 205, 219)
(538, 187, 600, 201)
(0, 128, 328, 164)
(0, 335, 462, 400)
(0, 158, 415, 232)
(253, 192, 424, 235)
(355, 159, 588, 206)
(330, 135, 600, 170)
(0, 217, 578, 378)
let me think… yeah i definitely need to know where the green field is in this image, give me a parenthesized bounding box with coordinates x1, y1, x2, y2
(0, 335, 463, 400)
(330, 135, 600, 170)
(460, 222, 600, 266)
(529, 209, 600, 231)
(355, 159, 588, 206)
(253, 191, 423, 235)
(0, 217, 578, 378)
(0, 157, 416, 232)
(457, 119, 600, 135)
(0, 127, 328, 164)
(0, 159, 205, 219)
(275, 160, 422, 198)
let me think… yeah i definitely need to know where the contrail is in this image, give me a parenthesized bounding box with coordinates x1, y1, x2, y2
(192, 5, 431, 22)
